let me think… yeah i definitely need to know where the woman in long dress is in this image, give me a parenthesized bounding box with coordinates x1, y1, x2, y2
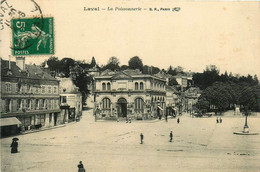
(10, 140, 18, 153)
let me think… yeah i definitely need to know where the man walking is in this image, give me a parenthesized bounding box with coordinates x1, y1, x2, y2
(169, 131, 173, 142)
(177, 118, 180, 124)
(140, 133, 144, 144)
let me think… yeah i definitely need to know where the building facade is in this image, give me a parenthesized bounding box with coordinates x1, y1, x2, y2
(93, 70, 166, 120)
(0, 57, 62, 137)
(57, 77, 82, 121)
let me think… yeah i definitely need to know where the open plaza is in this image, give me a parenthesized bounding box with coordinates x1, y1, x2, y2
(1, 109, 260, 172)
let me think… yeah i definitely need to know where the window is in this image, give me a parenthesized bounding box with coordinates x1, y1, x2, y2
(53, 87, 57, 94)
(5, 99, 11, 112)
(27, 84, 30, 93)
(5, 83, 11, 93)
(107, 83, 111, 90)
(17, 99, 21, 110)
(35, 87, 39, 94)
(26, 99, 30, 109)
(35, 99, 39, 109)
(134, 98, 144, 113)
(42, 86, 45, 94)
(48, 99, 52, 109)
(15, 84, 18, 93)
(22, 99, 26, 109)
(102, 83, 106, 90)
(102, 98, 111, 110)
(61, 96, 67, 103)
(135, 82, 139, 90)
(140, 82, 144, 90)
(48, 86, 52, 94)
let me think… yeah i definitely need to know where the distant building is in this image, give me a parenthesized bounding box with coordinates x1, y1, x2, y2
(93, 69, 166, 120)
(57, 77, 82, 121)
(173, 74, 193, 91)
(184, 87, 201, 113)
(0, 57, 63, 137)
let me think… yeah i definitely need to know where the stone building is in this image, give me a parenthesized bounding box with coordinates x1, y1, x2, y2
(93, 69, 166, 120)
(0, 57, 62, 137)
(57, 77, 82, 121)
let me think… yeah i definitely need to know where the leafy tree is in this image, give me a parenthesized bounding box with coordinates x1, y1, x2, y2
(46, 56, 60, 72)
(102, 56, 120, 71)
(167, 66, 177, 76)
(240, 85, 260, 111)
(120, 65, 129, 71)
(60, 58, 76, 77)
(128, 56, 143, 72)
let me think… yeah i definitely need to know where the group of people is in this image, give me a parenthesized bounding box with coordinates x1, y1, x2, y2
(216, 117, 223, 123)
(140, 131, 174, 144)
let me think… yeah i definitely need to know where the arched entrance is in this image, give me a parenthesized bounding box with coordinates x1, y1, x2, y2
(117, 98, 127, 117)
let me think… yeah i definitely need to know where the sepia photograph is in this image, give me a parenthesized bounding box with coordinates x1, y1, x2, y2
(0, 0, 260, 171)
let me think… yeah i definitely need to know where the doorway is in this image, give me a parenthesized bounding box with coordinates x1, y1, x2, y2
(117, 98, 127, 117)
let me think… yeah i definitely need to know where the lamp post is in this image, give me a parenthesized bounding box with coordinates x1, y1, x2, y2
(243, 106, 249, 133)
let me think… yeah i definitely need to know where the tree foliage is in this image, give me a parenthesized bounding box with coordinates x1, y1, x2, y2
(128, 56, 143, 72)
(102, 56, 120, 71)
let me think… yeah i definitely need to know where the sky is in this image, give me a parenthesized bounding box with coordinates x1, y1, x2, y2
(1, 0, 259, 77)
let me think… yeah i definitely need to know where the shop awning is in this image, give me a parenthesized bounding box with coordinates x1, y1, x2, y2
(157, 106, 163, 111)
(0, 117, 22, 127)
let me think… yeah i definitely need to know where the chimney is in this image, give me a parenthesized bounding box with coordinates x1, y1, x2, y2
(8, 55, 11, 70)
(16, 56, 25, 70)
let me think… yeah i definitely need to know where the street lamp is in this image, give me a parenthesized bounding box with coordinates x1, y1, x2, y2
(243, 106, 249, 133)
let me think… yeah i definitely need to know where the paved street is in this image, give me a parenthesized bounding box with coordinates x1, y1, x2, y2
(1, 110, 260, 172)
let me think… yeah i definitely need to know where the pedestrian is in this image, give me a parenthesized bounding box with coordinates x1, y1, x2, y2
(177, 118, 180, 124)
(220, 117, 222, 123)
(126, 117, 128, 123)
(77, 161, 85, 172)
(169, 131, 173, 142)
(129, 117, 131, 123)
(10, 138, 18, 153)
(165, 115, 168, 122)
(140, 133, 144, 144)
(216, 117, 219, 123)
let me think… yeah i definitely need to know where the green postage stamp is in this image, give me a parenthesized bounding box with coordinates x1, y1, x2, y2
(12, 17, 54, 55)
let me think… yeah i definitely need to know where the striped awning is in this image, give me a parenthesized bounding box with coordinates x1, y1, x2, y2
(0, 117, 22, 127)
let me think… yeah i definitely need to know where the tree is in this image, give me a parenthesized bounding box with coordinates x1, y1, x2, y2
(128, 56, 143, 72)
(120, 65, 129, 71)
(240, 85, 260, 111)
(167, 66, 177, 76)
(193, 65, 220, 90)
(46, 56, 60, 72)
(102, 56, 120, 71)
(60, 58, 76, 77)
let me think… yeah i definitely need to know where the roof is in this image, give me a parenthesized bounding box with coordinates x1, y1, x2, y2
(0, 117, 22, 127)
(166, 85, 179, 93)
(96, 69, 166, 82)
(1, 58, 57, 82)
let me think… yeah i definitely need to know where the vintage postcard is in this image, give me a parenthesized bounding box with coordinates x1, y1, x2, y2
(1, 0, 259, 172)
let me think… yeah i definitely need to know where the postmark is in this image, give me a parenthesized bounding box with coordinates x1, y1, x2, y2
(12, 17, 54, 55)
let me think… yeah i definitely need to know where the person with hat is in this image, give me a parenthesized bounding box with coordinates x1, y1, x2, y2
(10, 138, 19, 153)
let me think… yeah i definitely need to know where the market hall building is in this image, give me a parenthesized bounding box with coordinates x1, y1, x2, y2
(0, 57, 62, 137)
(93, 69, 167, 120)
